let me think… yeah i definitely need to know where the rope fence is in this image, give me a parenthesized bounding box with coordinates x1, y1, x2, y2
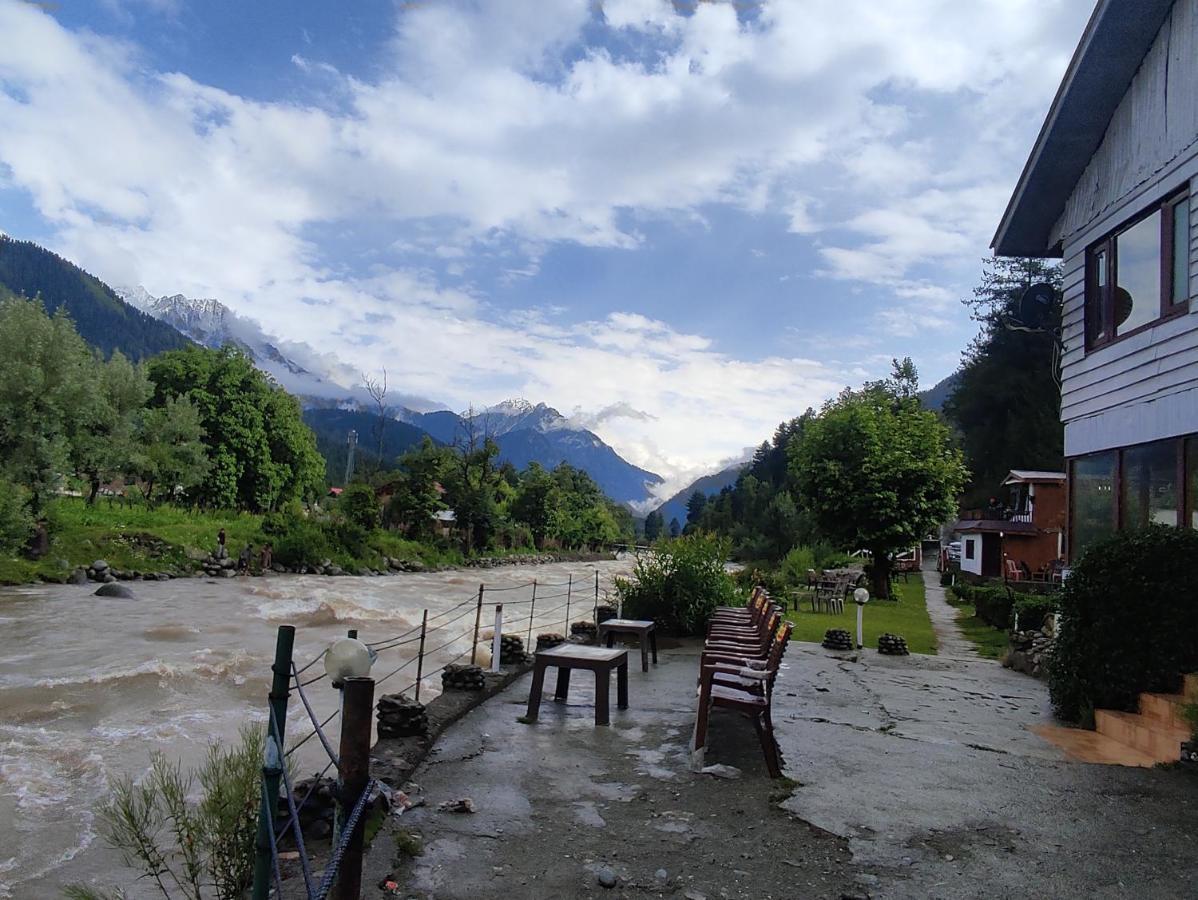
(255, 566, 624, 898)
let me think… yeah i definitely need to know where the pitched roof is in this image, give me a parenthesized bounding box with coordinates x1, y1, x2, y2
(991, 0, 1176, 257)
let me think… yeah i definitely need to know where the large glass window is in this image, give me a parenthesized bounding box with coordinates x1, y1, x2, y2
(1173, 196, 1191, 307)
(1188, 439, 1198, 530)
(1086, 190, 1190, 349)
(1072, 452, 1116, 558)
(1121, 440, 1178, 528)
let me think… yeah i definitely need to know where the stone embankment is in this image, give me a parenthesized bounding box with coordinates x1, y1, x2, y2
(67, 549, 613, 586)
(1003, 614, 1056, 679)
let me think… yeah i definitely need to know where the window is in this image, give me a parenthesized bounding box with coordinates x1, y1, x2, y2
(1121, 440, 1178, 528)
(964, 539, 975, 560)
(1188, 439, 1198, 530)
(1085, 190, 1190, 348)
(1071, 451, 1116, 558)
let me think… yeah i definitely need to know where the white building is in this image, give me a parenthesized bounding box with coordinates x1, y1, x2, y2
(993, 0, 1198, 559)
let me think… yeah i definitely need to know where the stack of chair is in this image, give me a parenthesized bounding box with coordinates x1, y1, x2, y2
(693, 586, 792, 777)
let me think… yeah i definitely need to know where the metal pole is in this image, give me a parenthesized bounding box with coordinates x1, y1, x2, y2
(332, 676, 374, 900)
(252, 624, 295, 900)
(527, 580, 537, 645)
(414, 609, 428, 702)
(593, 570, 599, 623)
(470, 583, 484, 665)
(565, 574, 572, 630)
(856, 603, 865, 650)
(490, 603, 503, 674)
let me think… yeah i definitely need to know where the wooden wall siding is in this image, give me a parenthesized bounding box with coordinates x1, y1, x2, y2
(1054, 1, 1198, 458)
(1052, 0, 1198, 246)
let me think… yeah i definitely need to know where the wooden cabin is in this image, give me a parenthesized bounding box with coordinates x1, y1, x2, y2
(992, 0, 1198, 561)
(953, 471, 1066, 580)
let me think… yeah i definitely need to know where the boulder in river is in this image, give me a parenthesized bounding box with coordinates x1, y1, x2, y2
(91, 559, 109, 573)
(95, 583, 136, 599)
(67, 568, 89, 585)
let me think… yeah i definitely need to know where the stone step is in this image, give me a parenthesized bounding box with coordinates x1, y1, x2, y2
(1032, 724, 1159, 768)
(1094, 709, 1189, 764)
(1185, 673, 1198, 702)
(1139, 693, 1189, 730)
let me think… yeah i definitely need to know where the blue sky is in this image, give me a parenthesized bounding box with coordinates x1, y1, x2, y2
(0, 0, 1092, 494)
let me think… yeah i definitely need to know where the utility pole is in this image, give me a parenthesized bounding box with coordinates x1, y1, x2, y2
(344, 429, 357, 485)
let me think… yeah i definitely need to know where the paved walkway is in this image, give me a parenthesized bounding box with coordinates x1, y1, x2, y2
(920, 562, 977, 659)
(366, 635, 1198, 900)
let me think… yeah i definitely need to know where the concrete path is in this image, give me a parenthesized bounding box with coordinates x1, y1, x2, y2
(367, 639, 1198, 900)
(920, 563, 977, 659)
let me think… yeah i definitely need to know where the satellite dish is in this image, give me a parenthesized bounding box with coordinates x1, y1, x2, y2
(1017, 283, 1056, 330)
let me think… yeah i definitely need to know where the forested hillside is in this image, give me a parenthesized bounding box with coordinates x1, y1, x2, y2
(0, 237, 191, 360)
(303, 408, 437, 483)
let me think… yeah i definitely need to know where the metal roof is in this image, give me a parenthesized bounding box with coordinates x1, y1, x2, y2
(991, 0, 1177, 257)
(1003, 470, 1067, 485)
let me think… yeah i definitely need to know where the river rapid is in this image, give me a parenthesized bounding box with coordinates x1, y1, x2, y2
(0, 558, 633, 898)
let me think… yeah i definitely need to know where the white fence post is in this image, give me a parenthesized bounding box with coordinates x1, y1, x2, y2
(490, 603, 503, 674)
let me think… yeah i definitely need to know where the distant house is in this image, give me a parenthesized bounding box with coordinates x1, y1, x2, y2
(992, 0, 1198, 561)
(953, 471, 1067, 579)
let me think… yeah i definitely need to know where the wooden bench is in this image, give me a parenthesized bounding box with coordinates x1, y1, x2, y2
(597, 618, 658, 672)
(523, 644, 629, 726)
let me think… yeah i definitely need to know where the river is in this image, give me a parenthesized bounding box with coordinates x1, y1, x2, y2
(0, 558, 634, 898)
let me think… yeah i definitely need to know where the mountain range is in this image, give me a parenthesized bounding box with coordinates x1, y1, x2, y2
(650, 463, 745, 528)
(0, 238, 664, 507)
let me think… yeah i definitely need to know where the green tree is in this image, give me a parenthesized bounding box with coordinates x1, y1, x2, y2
(943, 257, 1063, 505)
(793, 361, 967, 598)
(130, 396, 210, 505)
(668, 517, 682, 538)
(69, 351, 151, 504)
(383, 438, 449, 538)
(511, 463, 558, 549)
(0, 296, 94, 515)
(643, 509, 663, 541)
(685, 490, 708, 526)
(0, 478, 33, 554)
(339, 482, 380, 531)
(146, 346, 323, 511)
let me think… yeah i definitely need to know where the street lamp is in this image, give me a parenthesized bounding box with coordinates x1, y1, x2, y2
(853, 588, 869, 650)
(324, 637, 375, 688)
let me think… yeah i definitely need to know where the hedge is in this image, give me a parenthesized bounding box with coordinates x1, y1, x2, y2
(1048, 525, 1198, 722)
(949, 582, 1014, 629)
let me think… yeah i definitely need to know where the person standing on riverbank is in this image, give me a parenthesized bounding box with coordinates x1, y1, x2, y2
(216, 527, 227, 559)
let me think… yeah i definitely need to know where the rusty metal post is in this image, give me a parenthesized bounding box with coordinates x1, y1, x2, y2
(470, 583, 484, 665)
(527, 580, 537, 645)
(332, 676, 374, 900)
(414, 609, 428, 702)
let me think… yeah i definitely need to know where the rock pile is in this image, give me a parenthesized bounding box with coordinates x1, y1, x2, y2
(377, 693, 429, 739)
(1182, 740, 1197, 765)
(200, 554, 238, 577)
(595, 604, 618, 625)
(441, 664, 486, 691)
(877, 632, 909, 655)
(536, 633, 566, 651)
(1004, 616, 1055, 679)
(570, 620, 597, 643)
(283, 775, 338, 839)
(822, 628, 853, 651)
(82, 559, 172, 583)
(499, 634, 526, 666)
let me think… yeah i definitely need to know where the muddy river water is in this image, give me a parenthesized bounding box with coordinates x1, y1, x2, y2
(0, 558, 633, 898)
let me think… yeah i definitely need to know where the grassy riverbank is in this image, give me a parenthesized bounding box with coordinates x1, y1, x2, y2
(0, 498, 468, 585)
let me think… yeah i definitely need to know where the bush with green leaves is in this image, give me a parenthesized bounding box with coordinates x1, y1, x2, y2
(0, 478, 33, 554)
(614, 534, 740, 635)
(1011, 593, 1057, 631)
(949, 583, 1013, 628)
(339, 482, 380, 531)
(67, 727, 266, 900)
(1048, 525, 1198, 722)
(271, 517, 333, 569)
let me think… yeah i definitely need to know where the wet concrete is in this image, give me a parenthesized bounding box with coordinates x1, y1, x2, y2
(365, 637, 1198, 900)
(920, 567, 977, 660)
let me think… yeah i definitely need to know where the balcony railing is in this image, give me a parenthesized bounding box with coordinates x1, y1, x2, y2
(963, 508, 1033, 523)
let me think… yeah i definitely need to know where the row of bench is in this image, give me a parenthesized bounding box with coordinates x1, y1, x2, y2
(693, 587, 791, 778)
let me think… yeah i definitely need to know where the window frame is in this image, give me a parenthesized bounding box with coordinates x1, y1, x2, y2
(1084, 188, 1190, 351)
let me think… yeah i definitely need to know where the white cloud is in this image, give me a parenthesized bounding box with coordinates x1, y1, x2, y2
(0, 0, 1091, 476)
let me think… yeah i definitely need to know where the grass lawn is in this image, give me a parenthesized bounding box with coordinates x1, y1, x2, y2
(784, 575, 937, 655)
(948, 600, 1009, 660)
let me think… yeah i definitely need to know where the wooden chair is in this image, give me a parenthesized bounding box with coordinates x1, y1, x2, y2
(694, 622, 792, 778)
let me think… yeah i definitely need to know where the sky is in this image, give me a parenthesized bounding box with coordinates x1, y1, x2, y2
(0, 0, 1092, 496)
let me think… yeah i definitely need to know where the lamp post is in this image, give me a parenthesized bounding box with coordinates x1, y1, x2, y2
(853, 587, 869, 650)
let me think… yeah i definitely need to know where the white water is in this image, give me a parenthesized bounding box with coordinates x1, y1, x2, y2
(0, 560, 632, 898)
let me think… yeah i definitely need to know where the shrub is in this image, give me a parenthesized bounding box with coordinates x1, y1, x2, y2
(1048, 525, 1198, 722)
(339, 483, 380, 531)
(1011, 593, 1057, 631)
(615, 534, 740, 635)
(780, 545, 816, 588)
(950, 583, 1014, 628)
(70, 727, 267, 900)
(272, 518, 332, 568)
(0, 479, 33, 554)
